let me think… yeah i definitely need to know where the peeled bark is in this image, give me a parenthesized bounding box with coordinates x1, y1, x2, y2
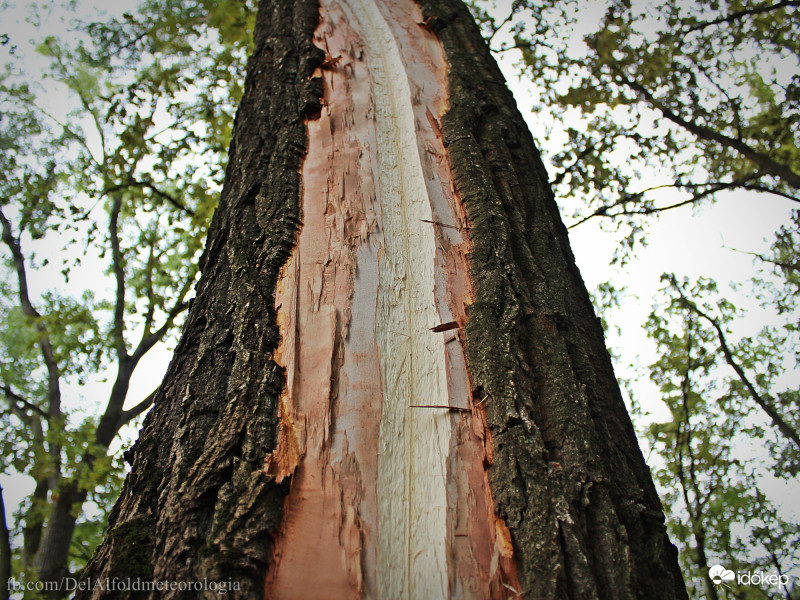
(263, 1, 516, 596)
(76, 0, 688, 598)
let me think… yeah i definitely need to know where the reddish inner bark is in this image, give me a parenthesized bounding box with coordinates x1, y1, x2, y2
(264, 0, 519, 597)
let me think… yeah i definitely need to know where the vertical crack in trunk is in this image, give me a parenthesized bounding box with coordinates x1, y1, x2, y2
(265, 0, 518, 597)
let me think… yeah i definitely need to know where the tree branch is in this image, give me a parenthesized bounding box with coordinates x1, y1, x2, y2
(679, 0, 800, 35)
(668, 276, 800, 452)
(0, 384, 50, 566)
(0, 208, 62, 438)
(133, 296, 191, 362)
(22, 478, 50, 567)
(117, 388, 157, 430)
(1, 381, 47, 459)
(739, 184, 800, 204)
(731, 247, 800, 274)
(1, 384, 48, 420)
(141, 232, 158, 339)
(754, 254, 800, 274)
(675, 331, 721, 600)
(108, 195, 128, 360)
(133, 268, 194, 362)
(551, 142, 601, 188)
(28, 104, 103, 171)
(614, 71, 800, 190)
(567, 176, 778, 229)
(48, 42, 108, 160)
(102, 181, 196, 216)
(486, 10, 514, 44)
(673, 393, 718, 600)
(0, 209, 42, 320)
(489, 41, 531, 54)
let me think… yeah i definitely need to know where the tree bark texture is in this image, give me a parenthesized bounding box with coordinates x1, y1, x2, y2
(75, 1, 323, 597)
(416, 1, 686, 597)
(76, 0, 688, 598)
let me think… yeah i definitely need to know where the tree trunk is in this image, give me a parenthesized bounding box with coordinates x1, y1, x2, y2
(1, 485, 11, 600)
(22, 478, 48, 566)
(76, 0, 688, 598)
(33, 482, 88, 591)
(32, 358, 141, 594)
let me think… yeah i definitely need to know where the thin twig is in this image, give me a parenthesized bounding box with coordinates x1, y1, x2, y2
(679, 0, 800, 35)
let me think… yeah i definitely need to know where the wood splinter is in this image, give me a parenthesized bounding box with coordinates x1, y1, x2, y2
(320, 54, 343, 70)
(420, 218, 469, 231)
(430, 320, 459, 332)
(417, 15, 444, 33)
(408, 404, 470, 412)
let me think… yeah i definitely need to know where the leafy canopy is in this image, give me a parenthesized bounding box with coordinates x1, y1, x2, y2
(472, 0, 800, 258)
(0, 0, 254, 583)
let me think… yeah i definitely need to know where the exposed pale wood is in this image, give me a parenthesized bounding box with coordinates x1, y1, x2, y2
(264, 1, 383, 592)
(264, 0, 516, 597)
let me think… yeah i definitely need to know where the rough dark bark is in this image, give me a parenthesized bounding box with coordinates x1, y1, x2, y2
(77, 0, 687, 598)
(412, 0, 688, 597)
(74, 0, 323, 598)
(418, 0, 687, 597)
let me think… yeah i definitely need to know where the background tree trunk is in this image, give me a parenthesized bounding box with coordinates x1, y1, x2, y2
(76, 0, 688, 598)
(1, 485, 11, 600)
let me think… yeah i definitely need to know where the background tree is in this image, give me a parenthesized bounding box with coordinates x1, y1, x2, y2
(642, 269, 800, 598)
(1, 484, 10, 600)
(0, 0, 253, 589)
(472, 0, 799, 254)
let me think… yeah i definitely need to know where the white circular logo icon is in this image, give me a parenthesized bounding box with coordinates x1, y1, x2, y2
(709, 565, 735, 585)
